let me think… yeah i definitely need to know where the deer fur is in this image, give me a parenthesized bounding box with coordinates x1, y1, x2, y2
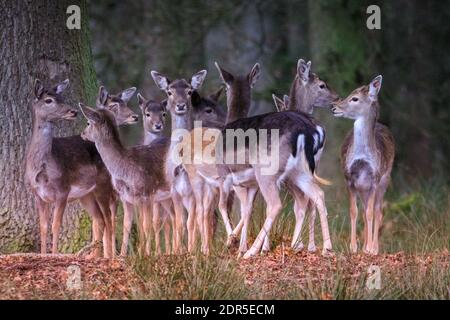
(332, 75, 395, 255)
(181, 62, 261, 255)
(151, 69, 208, 254)
(25, 79, 114, 258)
(79, 104, 169, 256)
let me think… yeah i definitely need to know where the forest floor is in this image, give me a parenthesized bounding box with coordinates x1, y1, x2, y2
(1, 249, 449, 299)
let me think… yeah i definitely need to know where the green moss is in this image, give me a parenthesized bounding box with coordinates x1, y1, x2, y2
(60, 211, 92, 253)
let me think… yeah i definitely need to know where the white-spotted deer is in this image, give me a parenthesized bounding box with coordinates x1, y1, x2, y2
(78, 102, 170, 256)
(181, 62, 261, 255)
(150, 69, 208, 254)
(25, 79, 114, 258)
(332, 75, 395, 255)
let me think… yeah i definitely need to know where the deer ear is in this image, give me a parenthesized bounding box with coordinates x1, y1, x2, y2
(215, 62, 234, 85)
(119, 87, 136, 103)
(34, 79, 44, 99)
(191, 70, 207, 90)
(151, 71, 170, 91)
(137, 93, 146, 110)
(97, 86, 109, 107)
(209, 86, 224, 102)
(79, 103, 101, 123)
(272, 94, 284, 112)
(297, 59, 311, 82)
(248, 63, 261, 88)
(55, 79, 70, 95)
(368, 75, 382, 101)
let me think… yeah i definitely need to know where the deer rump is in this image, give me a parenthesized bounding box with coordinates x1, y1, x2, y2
(220, 111, 325, 176)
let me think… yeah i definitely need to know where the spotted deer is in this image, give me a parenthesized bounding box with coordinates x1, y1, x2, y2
(214, 59, 336, 258)
(150, 69, 208, 254)
(181, 62, 261, 255)
(79, 102, 170, 256)
(332, 75, 395, 255)
(25, 79, 113, 258)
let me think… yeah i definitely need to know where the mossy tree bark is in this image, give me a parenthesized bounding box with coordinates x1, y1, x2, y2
(0, 0, 97, 253)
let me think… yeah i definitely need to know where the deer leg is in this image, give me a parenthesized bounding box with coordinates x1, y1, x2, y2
(291, 189, 308, 251)
(202, 185, 216, 255)
(142, 203, 153, 256)
(161, 200, 173, 254)
(348, 188, 358, 253)
(362, 191, 376, 254)
(94, 195, 113, 258)
(109, 200, 118, 257)
(307, 201, 317, 252)
(183, 194, 197, 253)
(244, 179, 282, 259)
(152, 202, 162, 255)
(120, 201, 134, 256)
(51, 197, 67, 254)
(36, 197, 50, 254)
(297, 177, 332, 255)
(372, 178, 388, 255)
(218, 182, 234, 239)
(171, 192, 185, 254)
(80, 194, 105, 258)
(233, 187, 251, 255)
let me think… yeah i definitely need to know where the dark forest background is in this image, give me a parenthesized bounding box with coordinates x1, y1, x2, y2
(89, 0, 450, 189)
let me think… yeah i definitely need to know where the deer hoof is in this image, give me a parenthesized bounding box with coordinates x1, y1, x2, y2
(227, 234, 239, 248)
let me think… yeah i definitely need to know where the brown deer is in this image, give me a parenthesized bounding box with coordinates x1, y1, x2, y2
(216, 59, 337, 258)
(25, 79, 113, 258)
(78, 102, 170, 256)
(181, 62, 261, 255)
(151, 69, 208, 254)
(332, 75, 395, 255)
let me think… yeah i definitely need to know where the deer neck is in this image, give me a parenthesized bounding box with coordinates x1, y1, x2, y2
(143, 131, 161, 145)
(289, 77, 314, 114)
(93, 129, 127, 179)
(352, 106, 378, 159)
(226, 92, 251, 123)
(28, 117, 55, 166)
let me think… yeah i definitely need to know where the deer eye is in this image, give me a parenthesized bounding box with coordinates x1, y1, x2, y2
(146, 113, 151, 117)
(167, 91, 172, 96)
(205, 108, 213, 114)
(319, 84, 325, 89)
(187, 90, 192, 96)
(162, 112, 167, 117)
(351, 97, 359, 102)
(44, 98, 53, 104)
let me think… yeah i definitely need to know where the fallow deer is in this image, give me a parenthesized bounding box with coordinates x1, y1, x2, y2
(332, 75, 395, 255)
(181, 62, 261, 255)
(25, 79, 113, 258)
(215, 59, 336, 258)
(151, 69, 208, 254)
(78, 103, 170, 256)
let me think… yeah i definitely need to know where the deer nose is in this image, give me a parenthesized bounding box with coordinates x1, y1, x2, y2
(155, 123, 162, 130)
(131, 115, 139, 122)
(69, 110, 78, 117)
(176, 103, 186, 112)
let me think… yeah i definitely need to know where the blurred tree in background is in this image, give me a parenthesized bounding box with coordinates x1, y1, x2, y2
(89, 0, 449, 186)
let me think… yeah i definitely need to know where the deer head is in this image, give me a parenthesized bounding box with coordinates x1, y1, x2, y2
(272, 94, 290, 112)
(96, 86, 138, 125)
(215, 62, 261, 123)
(151, 70, 207, 116)
(191, 87, 226, 125)
(332, 75, 382, 120)
(137, 93, 167, 134)
(79, 103, 119, 144)
(290, 59, 338, 113)
(32, 79, 77, 122)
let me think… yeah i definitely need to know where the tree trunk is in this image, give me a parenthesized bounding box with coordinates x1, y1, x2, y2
(0, 0, 97, 253)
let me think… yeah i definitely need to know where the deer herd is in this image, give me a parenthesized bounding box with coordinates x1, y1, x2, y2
(25, 58, 395, 259)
